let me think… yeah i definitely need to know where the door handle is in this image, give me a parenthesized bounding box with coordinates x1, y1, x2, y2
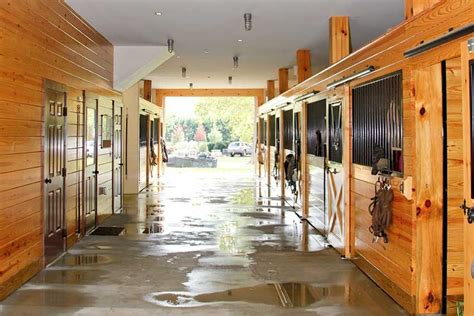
(119, 163, 124, 166)
(460, 199, 474, 224)
(93, 170, 99, 175)
(44, 178, 52, 184)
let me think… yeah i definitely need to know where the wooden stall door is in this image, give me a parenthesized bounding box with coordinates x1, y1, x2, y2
(327, 100, 345, 253)
(461, 45, 474, 316)
(113, 104, 123, 213)
(84, 99, 98, 231)
(44, 87, 67, 263)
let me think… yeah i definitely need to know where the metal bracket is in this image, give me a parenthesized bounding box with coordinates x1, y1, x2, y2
(468, 38, 474, 53)
(460, 199, 474, 224)
(471, 261, 474, 279)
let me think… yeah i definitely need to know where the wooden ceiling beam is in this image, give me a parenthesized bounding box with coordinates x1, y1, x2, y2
(405, 0, 442, 19)
(155, 88, 265, 106)
(278, 68, 289, 95)
(296, 49, 312, 83)
(329, 16, 351, 65)
(143, 79, 152, 102)
(267, 80, 275, 100)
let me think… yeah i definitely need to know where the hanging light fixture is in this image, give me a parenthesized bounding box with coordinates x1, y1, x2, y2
(233, 56, 239, 69)
(182, 67, 186, 78)
(167, 39, 174, 53)
(228, 76, 233, 85)
(189, 83, 193, 89)
(244, 13, 252, 31)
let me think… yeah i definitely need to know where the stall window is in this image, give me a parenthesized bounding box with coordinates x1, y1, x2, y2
(328, 101, 343, 163)
(352, 71, 403, 173)
(283, 109, 293, 150)
(307, 99, 326, 157)
(269, 115, 276, 146)
(276, 117, 280, 147)
(259, 118, 266, 145)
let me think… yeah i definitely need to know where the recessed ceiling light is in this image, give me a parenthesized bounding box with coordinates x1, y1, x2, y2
(155, 11, 162, 16)
(176, 55, 181, 59)
(237, 39, 243, 42)
(204, 49, 209, 54)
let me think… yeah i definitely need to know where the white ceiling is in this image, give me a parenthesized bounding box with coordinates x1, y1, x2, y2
(66, 0, 404, 89)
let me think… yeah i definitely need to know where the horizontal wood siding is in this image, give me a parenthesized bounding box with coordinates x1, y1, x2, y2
(0, 0, 116, 300)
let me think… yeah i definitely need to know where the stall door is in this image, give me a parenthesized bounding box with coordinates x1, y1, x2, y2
(44, 88, 67, 263)
(327, 100, 345, 252)
(113, 104, 123, 213)
(461, 51, 474, 316)
(85, 100, 98, 231)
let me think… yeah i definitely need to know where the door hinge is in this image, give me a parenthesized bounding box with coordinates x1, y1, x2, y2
(62, 106, 68, 117)
(62, 167, 67, 177)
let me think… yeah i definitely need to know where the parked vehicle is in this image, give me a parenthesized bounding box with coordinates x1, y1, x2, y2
(227, 142, 251, 157)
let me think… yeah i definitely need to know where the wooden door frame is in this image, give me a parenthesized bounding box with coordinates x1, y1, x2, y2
(83, 92, 99, 233)
(43, 80, 68, 263)
(461, 39, 474, 316)
(112, 101, 124, 214)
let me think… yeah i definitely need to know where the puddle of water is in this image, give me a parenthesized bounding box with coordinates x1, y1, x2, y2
(124, 223, 164, 235)
(59, 254, 113, 266)
(34, 269, 106, 285)
(145, 283, 328, 308)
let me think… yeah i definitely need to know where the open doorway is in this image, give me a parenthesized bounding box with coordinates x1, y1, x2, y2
(164, 97, 255, 177)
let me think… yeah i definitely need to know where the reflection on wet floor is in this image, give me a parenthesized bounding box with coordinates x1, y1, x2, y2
(0, 170, 408, 315)
(146, 282, 325, 308)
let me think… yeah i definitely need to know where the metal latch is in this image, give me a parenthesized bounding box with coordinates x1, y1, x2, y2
(460, 199, 474, 224)
(469, 38, 474, 53)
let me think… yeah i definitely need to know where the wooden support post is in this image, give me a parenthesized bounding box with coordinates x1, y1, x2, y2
(405, 0, 442, 18)
(143, 79, 152, 102)
(414, 63, 443, 314)
(279, 109, 285, 198)
(266, 114, 272, 186)
(279, 68, 289, 95)
(343, 85, 354, 258)
(329, 16, 350, 65)
(267, 80, 275, 101)
(301, 102, 309, 218)
(296, 49, 312, 83)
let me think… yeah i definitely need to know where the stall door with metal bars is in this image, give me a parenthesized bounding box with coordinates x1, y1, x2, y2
(326, 100, 345, 252)
(44, 87, 67, 263)
(85, 99, 98, 231)
(113, 104, 123, 213)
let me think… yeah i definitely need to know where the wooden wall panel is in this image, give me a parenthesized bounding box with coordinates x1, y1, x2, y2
(0, 0, 116, 300)
(445, 57, 464, 312)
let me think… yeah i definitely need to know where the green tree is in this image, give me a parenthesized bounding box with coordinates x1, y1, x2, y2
(195, 97, 254, 143)
(208, 124, 223, 143)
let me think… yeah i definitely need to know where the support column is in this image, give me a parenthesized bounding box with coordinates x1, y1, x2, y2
(414, 63, 443, 314)
(278, 68, 289, 95)
(267, 80, 275, 101)
(143, 79, 152, 102)
(301, 102, 308, 218)
(296, 49, 312, 83)
(329, 16, 350, 65)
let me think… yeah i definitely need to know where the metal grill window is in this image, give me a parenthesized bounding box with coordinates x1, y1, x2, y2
(276, 117, 280, 147)
(328, 101, 343, 163)
(283, 109, 293, 150)
(307, 99, 326, 157)
(269, 115, 276, 146)
(352, 71, 403, 173)
(258, 118, 266, 144)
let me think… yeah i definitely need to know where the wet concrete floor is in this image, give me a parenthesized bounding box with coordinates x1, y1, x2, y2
(0, 171, 408, 315)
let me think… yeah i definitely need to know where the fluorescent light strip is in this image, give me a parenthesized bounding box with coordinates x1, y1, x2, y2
(327, 66, 375, 90)
(294, 90, 319, 103)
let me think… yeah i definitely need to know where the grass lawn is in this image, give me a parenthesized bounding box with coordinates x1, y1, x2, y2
(164, 156, 254, 175)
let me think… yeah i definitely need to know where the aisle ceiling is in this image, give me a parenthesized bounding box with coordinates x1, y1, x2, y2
(67, 0, 404, 89)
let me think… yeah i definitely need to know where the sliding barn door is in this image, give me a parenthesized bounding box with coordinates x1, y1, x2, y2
(461, 45, 474, 316)
(84, 99, 98, 231)
(113, 103, 123, 213)
(44, 87, 67, 263)
(327, 100, 345, 252)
